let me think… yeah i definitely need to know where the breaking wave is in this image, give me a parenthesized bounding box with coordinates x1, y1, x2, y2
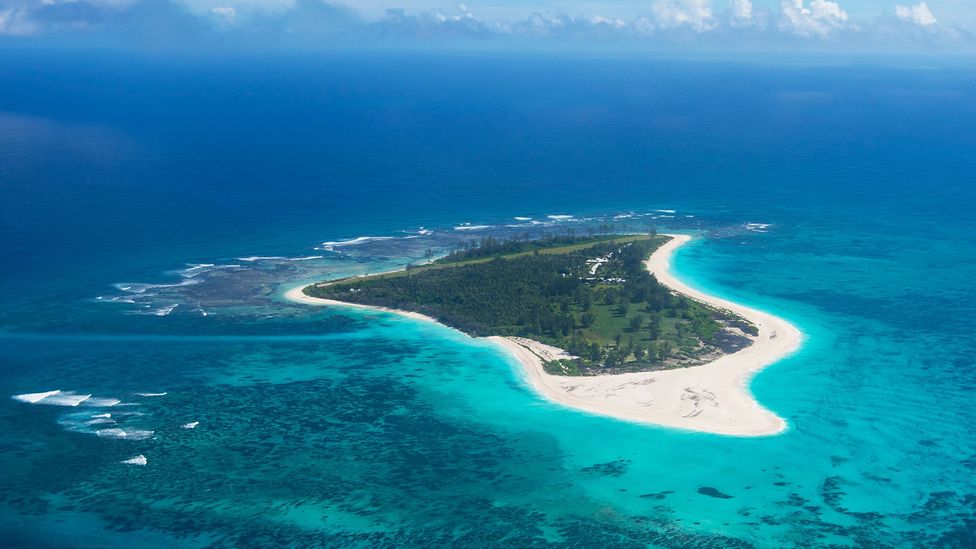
(237, 255, 324, 262)
(97, 428, 155, 441)
(12, 390, 91, 407)
(84, 397, 122, 407)
(317, 236, 395, 251)
(179, 263, 242, 278)
(114, 278, 201, 294)
(146, 304, 179, 317)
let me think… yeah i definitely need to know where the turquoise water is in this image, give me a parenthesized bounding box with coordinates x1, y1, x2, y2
(3, 216, 974, 547)
(2, 54, 975, 546)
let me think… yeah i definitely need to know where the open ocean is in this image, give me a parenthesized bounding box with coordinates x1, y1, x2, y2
(1, 52, 975, 547)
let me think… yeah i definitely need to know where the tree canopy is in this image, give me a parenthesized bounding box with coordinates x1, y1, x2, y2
(307, 235, 752, 375)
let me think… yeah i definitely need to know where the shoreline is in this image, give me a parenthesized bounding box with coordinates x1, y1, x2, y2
(284, 265, 443, 326)
(285, 234, 802, 437)
(283, 285, 441, 326)
(492, 234, 802, 436)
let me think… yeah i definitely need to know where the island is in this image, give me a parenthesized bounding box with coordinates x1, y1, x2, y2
(285, 233, 802, 436)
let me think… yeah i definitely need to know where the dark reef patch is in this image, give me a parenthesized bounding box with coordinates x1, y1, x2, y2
(639, 490, 674, 500)
(580, 459, 631, 477)
(697, 487, 734, 499)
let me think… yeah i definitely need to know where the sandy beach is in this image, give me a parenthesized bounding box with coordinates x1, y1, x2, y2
(284, 284, 440, 325)
(491, 234, 802, 436)
(286, 234, 801, 436)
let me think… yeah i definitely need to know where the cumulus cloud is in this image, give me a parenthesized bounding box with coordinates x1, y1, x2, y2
(375, 5, 498, 40)
(895, 2, 936, 27)
(780, 0, 849, 37)
(650, 0, 717, 32)
(729, 0, 753, 26)
(589, 15, 627, 29)
(208, 5, 237, 29)
(0, 6, 36, 36)
(210, 6, 235, 21)
(508, 11, 644, 41)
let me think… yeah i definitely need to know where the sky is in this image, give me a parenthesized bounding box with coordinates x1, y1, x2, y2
(0, 0, 974, 54)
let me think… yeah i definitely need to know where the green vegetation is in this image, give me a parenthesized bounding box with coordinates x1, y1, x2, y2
(435, 233, 634, 263)
(306, 234, 752, 375)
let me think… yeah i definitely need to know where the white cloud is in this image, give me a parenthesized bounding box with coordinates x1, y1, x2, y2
(895, 2, 937, 26)
(809, 0, 847, 21)
(780, 0, 848, 37)
(730, 0, 752, 19)
(0, 6, 36, 36)
(650, 0, 717, 32)
(590, 15, 627, 29)
(729, 0, 753, 25)
(211, 6, 236, 23)
(433, 3, 475, 23)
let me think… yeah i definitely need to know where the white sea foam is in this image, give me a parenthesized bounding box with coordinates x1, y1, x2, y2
(239, 256, 283, 261)
(317, 236, 394, 251)
(547, 214, 575, 220)
(97, 428, 154, 440)
(745, 222, 772, 232)
(83, 397, 121, 407)
(12, 390, 62, 404)
(44, 392, 92, 406)
(91, 413, 112, 419)
(614, 213, 634, 219)
(654, 209, 677, 214)
(237, 255, 324, 262)
(85, 418, 116, 426)
(180, 263, 242, 278)
(13, 390, 92, 407)
(95, 296, 137, 304)
(181, 421, 199, 429)
(513, 216, 532, 221)
(453, 225, 492, 231)
(114, 278, 201, 294)
(121, 455, 147, 466)
(134, 392, 167, 397)
(149, 304, 179, 316)
(181, 263, 214, 276)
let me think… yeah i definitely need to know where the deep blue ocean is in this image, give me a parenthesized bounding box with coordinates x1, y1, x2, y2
(1, 51, 975, 547)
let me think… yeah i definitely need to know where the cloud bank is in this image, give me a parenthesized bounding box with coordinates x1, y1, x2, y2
(895, 2, 937, 27)
(0, 0, 973, 53)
